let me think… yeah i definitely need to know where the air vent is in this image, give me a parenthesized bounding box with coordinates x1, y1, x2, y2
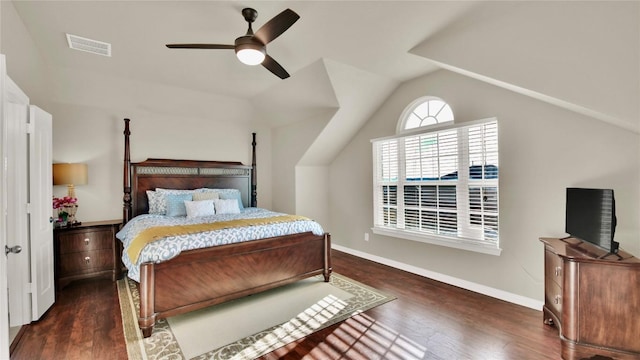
(66, 34, 111, 57)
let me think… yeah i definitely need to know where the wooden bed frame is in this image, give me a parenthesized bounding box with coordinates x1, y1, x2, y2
(121, 118, 332, 338)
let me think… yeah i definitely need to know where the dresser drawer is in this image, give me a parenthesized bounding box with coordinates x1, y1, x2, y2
(545, 249, 563, 287)
(59, 249, 114, 276)
(545, 276, 562, 319)
(59, 229, 113, 254)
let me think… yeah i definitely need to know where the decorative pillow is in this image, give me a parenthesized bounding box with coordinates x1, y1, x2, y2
(213, 198, 241, 214)
(184, 200, 216, 218)
(217, 189, 245, 209)
(192, 191, 219, 201)
(150, 189, 201, 215)
(165, 194, 193, 217)
(146, 190, 164, 214)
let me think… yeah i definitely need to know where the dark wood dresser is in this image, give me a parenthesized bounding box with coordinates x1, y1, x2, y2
(54, 219, 122, 290)
(540, 237, 640, 360)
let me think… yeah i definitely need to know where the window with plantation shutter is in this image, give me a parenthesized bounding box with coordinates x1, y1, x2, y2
(372, 98, 500, 255)
(376, 139, 398, 227)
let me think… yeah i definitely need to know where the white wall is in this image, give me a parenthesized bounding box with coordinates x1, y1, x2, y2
(1, 0, 268, 222)
(295, 165, 329, 226)
(47, 94, 262, 222)
(329, 69, 639, 302)
(0, 1, 50, 110)
(47, 101, 266, 222)
(271, 112, 330, 214)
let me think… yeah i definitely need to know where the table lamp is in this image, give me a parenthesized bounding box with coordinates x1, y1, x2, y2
(53, 163, 88, 225)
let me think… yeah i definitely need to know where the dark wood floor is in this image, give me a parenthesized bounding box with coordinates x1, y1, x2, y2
(11, 250, 562, 359)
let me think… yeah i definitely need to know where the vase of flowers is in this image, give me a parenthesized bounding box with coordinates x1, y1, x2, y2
(53, 196, 77, 227)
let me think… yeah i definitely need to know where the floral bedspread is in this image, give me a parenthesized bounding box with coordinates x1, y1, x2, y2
(116, 208, 324, 282)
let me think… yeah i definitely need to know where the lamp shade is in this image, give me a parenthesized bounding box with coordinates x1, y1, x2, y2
(53, 163, 88, 186)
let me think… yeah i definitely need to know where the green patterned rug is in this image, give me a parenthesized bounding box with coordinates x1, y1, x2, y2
(118, 273, 395, 360)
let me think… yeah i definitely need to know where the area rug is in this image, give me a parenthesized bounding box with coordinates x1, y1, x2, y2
(118, 273, 395, 360)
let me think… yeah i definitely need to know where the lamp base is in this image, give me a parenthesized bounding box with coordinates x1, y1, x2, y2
(64, 204, 77, 222)
(67, 184, 76, 199)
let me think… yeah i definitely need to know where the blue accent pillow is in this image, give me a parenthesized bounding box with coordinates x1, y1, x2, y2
(165, 193, 193, 217)
(219, 190, 244, 209)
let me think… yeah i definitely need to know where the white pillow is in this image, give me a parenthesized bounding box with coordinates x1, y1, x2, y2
(213, 198, 241, 214)
(184, 200, 216, 218)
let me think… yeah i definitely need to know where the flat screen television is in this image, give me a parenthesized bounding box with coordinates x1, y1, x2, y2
(565, 187, 618, 253)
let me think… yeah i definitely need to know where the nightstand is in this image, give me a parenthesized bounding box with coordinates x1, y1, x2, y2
(53, 219, 122, 290)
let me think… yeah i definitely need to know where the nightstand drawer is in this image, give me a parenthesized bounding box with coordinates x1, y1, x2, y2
(59, 249, 114, 276)
(59, 229, 113, 254)
(54, 219, 122, 290)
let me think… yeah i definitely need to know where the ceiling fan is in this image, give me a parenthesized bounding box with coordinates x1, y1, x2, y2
(166, 8, 299, 79)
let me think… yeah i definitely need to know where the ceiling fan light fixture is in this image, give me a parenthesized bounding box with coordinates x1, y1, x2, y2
(166, 7, 299, 78)
(236, 46, 265, 66)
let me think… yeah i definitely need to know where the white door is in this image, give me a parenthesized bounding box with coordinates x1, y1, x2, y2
(29, 105, 54, 320)
(0, 53, 10, 360)
(6, 77, 30, 328)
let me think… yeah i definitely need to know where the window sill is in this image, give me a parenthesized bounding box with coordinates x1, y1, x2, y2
(371, 227, 502, 256)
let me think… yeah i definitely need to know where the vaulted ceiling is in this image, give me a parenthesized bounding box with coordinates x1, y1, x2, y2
(10, 1, 470, 101)
(5, 1, 639, 165)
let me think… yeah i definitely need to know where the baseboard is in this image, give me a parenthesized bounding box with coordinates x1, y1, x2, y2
(332, 244, 543, 311)
(9, 325, 27, 356)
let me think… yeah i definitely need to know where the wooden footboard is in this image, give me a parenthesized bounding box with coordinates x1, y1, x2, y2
(138, 232, 331, 337)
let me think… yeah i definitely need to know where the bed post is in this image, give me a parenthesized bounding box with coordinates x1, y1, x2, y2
(324, 233, 332, 282)
(138, 263, 156, 338)
(251, 132, 257, 207)
(123, 118, 132, 224)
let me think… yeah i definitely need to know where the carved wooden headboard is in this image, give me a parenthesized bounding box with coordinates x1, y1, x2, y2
(122, 119, 257, 223)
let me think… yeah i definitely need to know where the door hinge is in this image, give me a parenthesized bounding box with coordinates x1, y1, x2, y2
(26, 202, 32, 214)
(26, 123, 35, 134)
(27, 282, 35, 294)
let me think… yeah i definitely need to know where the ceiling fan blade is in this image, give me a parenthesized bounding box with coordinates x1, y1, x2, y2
(262, 54, 290, 79)
(254, 9, 300, 45)
(166, 44, 235, 50)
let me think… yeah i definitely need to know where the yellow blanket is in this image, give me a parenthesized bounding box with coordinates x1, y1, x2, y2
(127, 215, 310, 264)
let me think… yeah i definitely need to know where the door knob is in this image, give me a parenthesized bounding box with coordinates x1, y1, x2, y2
(5, 245, 22, 256)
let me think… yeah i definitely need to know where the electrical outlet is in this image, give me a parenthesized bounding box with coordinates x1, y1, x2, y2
(364, 232, 369, 241)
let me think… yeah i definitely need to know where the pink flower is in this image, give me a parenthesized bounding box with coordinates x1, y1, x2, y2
(53, 196, 78, 209)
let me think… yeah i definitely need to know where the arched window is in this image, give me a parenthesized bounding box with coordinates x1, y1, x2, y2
(372, 97, 500, 255)
(398, 97, 454, 133)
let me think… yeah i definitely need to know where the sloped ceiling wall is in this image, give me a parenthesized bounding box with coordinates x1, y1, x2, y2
(298, 59, 398, 166)
(410, 1, 640, 132)
(251, 59, 339, 128)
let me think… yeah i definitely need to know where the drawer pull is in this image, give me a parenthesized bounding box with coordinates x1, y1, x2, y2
(84, 256, 91, 264)
(554, 266, 562, 277)
(554, 295, 561, 305)
(84, 238, 90, 245)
